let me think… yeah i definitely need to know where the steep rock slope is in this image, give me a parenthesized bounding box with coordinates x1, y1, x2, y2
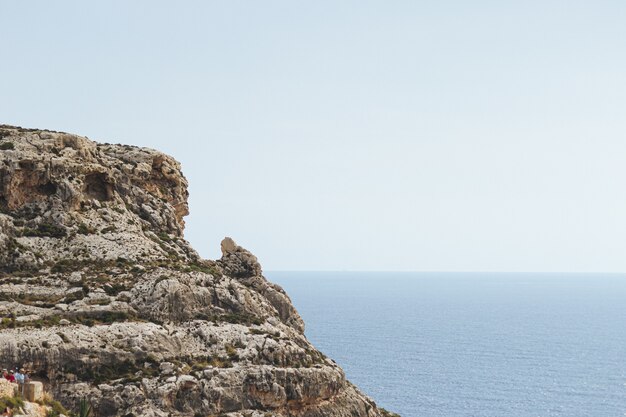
(0, 126, 398, 417)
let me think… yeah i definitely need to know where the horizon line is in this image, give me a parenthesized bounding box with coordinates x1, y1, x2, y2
(264, 270, 626, 274)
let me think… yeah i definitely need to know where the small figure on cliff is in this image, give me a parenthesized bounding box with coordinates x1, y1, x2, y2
(4, 370, 15, 383)
(14, 368, 24, 384)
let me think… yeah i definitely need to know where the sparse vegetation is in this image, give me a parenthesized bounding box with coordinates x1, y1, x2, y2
(62, 358, 159, 385)
(184, 262, 221, 276)
(64, 288, 86, 303)
(225, 343, 239, 360)
(51, 259, 83, 273)
(21, 222, 66, 238)
(78, 397, 92, 417)
(207, 356, 233, 368)
(68, 311, 133, 327)
(0, 310, 135, 330)
(0, 314, 60, 330)
(87, 298, 111, 306)
(0, 315, 15, 329)
(77, 223, 96, 235)
(0, 395, 24, 412)
(380, 409, 401, 417)
(155, 274, 169, 284)
(13, 204, 41, 220)
(100, 225, 117, 233)
(195, 312, 264, 326)
(0, 291, 64, 308)
(57, 332, 70, 343)
(41, 393, 71, 417)
(103, 282, 128, 296)
(157, 232, 172, 242)
(50, 258, 134, 274)
(5, 237, 25, 254)
(0, 141, 14, 150)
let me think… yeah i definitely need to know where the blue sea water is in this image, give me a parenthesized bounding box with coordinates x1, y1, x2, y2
(266, 272, 626, 417)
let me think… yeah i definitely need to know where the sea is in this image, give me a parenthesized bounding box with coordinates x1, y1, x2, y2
(266, 272, 626, 417)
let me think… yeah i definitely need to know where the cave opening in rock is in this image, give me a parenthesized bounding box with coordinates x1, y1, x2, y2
(38, 182, 57, 196)
(83, 173, 112, 201)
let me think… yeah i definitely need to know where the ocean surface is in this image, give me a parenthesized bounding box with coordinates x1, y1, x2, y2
(266, 272, 626, 417)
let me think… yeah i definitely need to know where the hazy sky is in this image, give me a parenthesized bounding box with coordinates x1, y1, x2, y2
(2, 1, 626, 272)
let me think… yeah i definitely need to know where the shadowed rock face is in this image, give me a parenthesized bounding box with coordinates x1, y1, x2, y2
(0, 126, 398, 417)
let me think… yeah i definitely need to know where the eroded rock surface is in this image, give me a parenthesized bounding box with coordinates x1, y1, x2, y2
(0, 126, 398, 417)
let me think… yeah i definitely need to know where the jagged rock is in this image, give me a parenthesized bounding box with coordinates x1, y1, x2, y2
(0, 125, 396, 417)
(220, 236, 238, 255)
(0, 378, 17, 397)
(0, 126, 194, 269)
(218, 236, 262, 278)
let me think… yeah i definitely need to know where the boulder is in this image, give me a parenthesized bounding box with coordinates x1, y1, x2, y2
(23, 381, 43, 402)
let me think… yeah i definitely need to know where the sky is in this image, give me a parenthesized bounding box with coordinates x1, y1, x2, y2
(2, 1, 626, 272)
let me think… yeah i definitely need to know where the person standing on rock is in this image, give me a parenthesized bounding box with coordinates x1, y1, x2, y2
(14, 369, 23, 383)
(1, 370, 13, 383)
(14, 368, 24, 394)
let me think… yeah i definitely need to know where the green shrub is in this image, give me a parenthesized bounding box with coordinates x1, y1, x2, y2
(0, 395, 24, 411)
(51, 259, 83, 273)
(194, 311, 264, 326)
(221, 312, 263, 326)
(42, 397, 70, 417)
(380, 409, 401, 417)
(0, 317, 14, 329)
(64, 288, 86, 303)
(103, 283, 128, 296)
(0, 314, 62, 330)
(185, 263, 221, 276)
(87, 298, 111, 306)
(157, 232, 172, 242)
(22, 223, 66, 238)
(225, 343, 238, 359)
(0, 142, 14, 150)
(65, 310, 132, 327)
(207, 355, 233, 368)
(78, 397, 92, 417)
(63, 358, 156, 385)
(77, 223, 96, 235)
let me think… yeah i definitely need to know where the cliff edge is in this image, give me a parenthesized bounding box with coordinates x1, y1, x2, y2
(0, 126, 399, 417)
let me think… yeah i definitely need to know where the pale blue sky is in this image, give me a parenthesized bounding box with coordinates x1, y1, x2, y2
(2, 1, 626, 271)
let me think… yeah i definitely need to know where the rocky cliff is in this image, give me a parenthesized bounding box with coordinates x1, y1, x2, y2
(0, 126, 399, 417)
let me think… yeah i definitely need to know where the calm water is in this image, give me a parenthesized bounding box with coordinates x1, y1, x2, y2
(266, 272, 626, 417)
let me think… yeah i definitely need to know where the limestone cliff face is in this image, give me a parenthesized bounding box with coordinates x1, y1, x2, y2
(0, 126, 398, 417)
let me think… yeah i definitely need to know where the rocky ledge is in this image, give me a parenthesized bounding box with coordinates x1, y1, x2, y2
(0, 126, 399, 417)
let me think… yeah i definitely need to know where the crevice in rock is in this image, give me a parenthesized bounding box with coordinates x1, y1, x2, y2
(83, 172, 112, 201)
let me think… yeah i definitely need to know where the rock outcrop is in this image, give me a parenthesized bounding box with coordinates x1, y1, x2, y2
(0, 126, 398, 417)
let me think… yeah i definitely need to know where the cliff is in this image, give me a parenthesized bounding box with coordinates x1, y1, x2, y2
(0, 126, 399, 417)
